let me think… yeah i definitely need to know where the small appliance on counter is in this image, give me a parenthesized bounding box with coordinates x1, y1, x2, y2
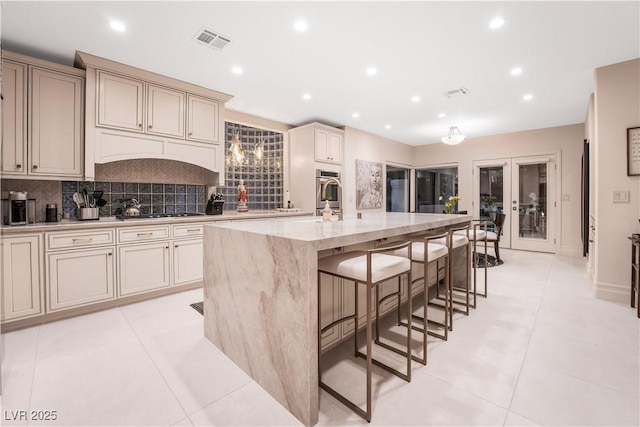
(46, 203, 58, 222)
(2, 191, 36, 225)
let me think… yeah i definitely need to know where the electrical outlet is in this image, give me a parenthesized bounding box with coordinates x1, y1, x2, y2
(612, 190, 629, 203)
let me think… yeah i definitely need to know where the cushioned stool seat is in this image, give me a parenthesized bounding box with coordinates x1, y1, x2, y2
(317, 241, 413, 422)
(319, 251, 411, 283)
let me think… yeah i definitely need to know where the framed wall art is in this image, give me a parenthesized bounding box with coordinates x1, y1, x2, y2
(356, 159, 383, 209)
(627, 126, 640, 176)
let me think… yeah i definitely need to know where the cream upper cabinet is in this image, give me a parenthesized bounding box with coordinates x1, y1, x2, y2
(147, 84, 185, 138)
(1, 52, 84, 179)
(314, 127, 343, 164)
(1, 234, 43, 322)
(97, 71, 144, 132)
(29, 67, 84, 177)
(187, 94, 220, 143)
(1, 60, 27, 175)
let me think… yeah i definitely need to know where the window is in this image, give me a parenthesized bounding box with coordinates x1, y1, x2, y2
(415, 166, 458, 213)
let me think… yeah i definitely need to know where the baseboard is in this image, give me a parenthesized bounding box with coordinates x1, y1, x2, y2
(592, 280, 630, 304)
(558, 246, 583, 257)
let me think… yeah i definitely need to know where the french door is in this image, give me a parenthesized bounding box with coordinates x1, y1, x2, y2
(473, 154, 557, 253)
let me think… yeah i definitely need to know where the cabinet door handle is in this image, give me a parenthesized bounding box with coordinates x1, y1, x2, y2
(138, 123, 143, 128)
(148, 125, 153, 129)
(174, 244, 179, 248)
(186, 228, 200, 232)
(32, 165, 38, 169)
(72, 237, 93, 242)
(16, 164, 21, 169)
(108, 252, 113, 256)
(188, 132, 193, 136)
(136, 232, 154, 237)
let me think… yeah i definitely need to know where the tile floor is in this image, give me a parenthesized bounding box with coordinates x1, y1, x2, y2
(1, 249, 638, 426)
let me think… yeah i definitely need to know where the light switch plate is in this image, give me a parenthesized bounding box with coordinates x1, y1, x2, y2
(612, 190, 629, 203)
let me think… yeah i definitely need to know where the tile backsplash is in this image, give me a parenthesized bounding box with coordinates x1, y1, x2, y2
(62, 181, 207, 218)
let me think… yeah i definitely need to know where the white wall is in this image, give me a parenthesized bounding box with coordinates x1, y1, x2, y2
(592, 58, 640, 302)
(411, 124, 585, 256)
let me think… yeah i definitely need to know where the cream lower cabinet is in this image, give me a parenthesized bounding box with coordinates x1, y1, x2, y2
(1, 234, 43, 321)
(47, 247, 115, 312)
(118, 242, 171, 296)
(319, 272, 342, 350)
(173, 239, 203, 286)
(46, 229, 116, 312)
(172, 223, 203, 286)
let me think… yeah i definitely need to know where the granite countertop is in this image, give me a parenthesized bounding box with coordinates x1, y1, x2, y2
(206, 212, 472, 250)
(0, 210, 312, 234)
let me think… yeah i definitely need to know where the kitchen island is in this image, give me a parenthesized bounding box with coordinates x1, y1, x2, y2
(203, 212, 471, 426)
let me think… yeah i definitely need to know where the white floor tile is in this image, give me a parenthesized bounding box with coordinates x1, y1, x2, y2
(0, 365, 34, 426)
(510, 362, 640, 426)
(503, 411, 542, 426)
(35, 307, 136, 363)
(137, 318, 253, 415)
(1, 326, 40, 372)
(120, 293, 203, 337)
(28, 336, 186, 426)
(189, 382, 302, 426)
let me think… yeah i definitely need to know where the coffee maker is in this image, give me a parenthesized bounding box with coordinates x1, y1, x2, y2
(2, 191, 33, 225)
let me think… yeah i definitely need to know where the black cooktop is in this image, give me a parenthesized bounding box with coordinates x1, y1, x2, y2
(116, 213, 205, 220)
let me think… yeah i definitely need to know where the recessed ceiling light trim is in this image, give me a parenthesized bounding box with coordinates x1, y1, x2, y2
(110, 21, 126, 32)
(294, 20, 308, 31)
(523, 93, 533, 101)
(490, 17, 505, 29)
(511, 67, 523, 76)
(366, 67, 377, 76)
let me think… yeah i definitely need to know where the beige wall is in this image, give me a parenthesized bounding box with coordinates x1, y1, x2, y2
(411, 124, 585, 256)
(593, 58, 640, 302)
(342, 126, 414, 214)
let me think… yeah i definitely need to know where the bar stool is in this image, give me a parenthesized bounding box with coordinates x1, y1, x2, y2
(430, 224, 471, 327)
(384, 232, 449, 365)
(317, 241, 413, 422)
(454, 222, 488, 308)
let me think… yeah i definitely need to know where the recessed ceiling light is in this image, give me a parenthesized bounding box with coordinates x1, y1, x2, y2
(489, 17, 505, 29)
(523, 93, 533, 101)
(366, 67, 377, 76)
(511, 67, 523, 76)
(384, 124, 391, 129)
(294, 20, 308, 32)
(438, 113, 446, 118)
(411, 95, 420, 103)
(110, 20, 126, 32)
(302, 93, 311, 100)
(231, 66, 243, 75)
(352, 113, 360, 118)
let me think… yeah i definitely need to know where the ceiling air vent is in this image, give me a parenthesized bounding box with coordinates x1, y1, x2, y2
(193, 27, 231, 50)
(443, 87, 470, 98)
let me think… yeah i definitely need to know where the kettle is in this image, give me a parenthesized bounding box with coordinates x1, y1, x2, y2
(121, 198, 142, 216)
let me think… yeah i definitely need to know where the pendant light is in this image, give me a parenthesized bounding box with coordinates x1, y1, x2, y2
(441, 126, 465, 145)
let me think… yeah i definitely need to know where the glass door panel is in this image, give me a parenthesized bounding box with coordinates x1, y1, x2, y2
(386, 165, 410, 212)
(511, 155, 556, 252)
(415, 166, 458, 213)
(473, 159, 511, 249)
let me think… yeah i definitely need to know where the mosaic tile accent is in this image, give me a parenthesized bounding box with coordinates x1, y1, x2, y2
(219, 122, 284, 212)
(61, 181, 206, 218)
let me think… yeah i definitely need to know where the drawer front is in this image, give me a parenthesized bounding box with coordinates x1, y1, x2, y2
(47, 229, 115, 251)
(118, 225, 170, 243)
(172, 223, 204, 238)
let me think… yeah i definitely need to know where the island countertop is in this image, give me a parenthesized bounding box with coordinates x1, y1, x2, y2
(203, 212, 471, 426)
(206, 212, 471, 250)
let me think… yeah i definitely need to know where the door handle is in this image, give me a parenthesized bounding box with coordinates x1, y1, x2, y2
(512, 207, 517, 210)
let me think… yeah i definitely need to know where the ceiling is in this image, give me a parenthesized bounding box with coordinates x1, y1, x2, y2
(2, 1, 639, 146)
